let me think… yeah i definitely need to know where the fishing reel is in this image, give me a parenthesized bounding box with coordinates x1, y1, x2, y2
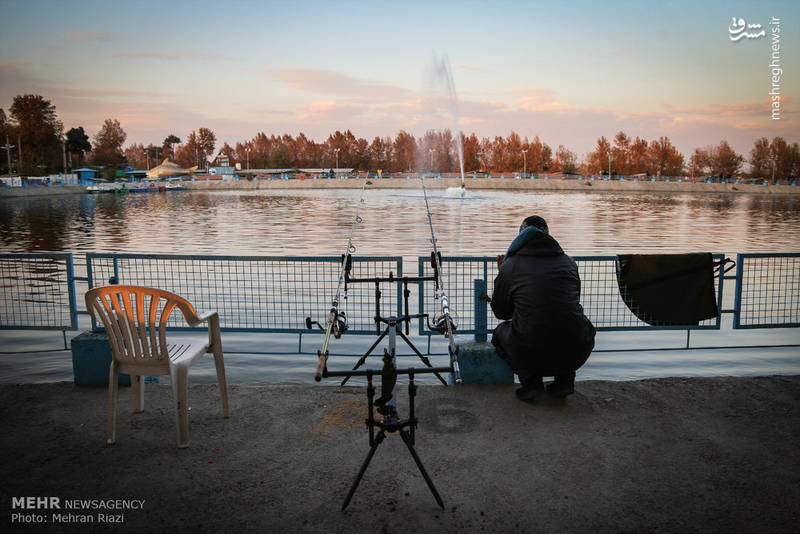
(305, 309, 349, 338)
(332, 310, 349, 339)
(429, 313, 456, 337)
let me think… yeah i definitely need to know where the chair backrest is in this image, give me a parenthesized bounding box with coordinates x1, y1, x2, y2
(85, 285, 200, 365)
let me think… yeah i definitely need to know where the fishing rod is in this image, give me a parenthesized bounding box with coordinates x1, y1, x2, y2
(419, 175, 462, 384)
(312, 179, 372, 381)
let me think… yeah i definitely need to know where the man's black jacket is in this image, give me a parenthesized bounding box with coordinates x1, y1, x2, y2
(491, 229, 595, 374)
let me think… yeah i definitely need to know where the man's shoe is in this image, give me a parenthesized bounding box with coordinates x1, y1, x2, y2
(515, 376, 544, 402)
(546, 375, 575, 398)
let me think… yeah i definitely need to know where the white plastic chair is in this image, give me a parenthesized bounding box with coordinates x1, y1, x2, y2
(85, 285, 230, 448)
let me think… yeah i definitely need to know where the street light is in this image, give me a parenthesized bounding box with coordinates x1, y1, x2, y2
(429, 148, 434, 173)
(246, 147, 250, 172)
(522, 149, 528, 178)
(334, 148, 340, 172)
(2, 135, 14, 176)
(608, 152, 612, 178)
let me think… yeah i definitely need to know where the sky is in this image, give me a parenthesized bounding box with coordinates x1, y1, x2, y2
(0, 0, 797, 159)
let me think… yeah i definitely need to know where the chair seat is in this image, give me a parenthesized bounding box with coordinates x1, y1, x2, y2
(168, 341, 211, 366)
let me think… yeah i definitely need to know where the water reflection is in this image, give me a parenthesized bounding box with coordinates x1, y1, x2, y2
(1, 190, 799, 256)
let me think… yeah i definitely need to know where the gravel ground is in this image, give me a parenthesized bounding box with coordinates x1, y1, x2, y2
(2, 375, 799, 533)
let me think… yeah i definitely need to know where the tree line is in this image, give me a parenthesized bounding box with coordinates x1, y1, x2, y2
(2, 93, 798, 182)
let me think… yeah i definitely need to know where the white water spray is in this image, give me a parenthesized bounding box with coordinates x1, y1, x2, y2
(430, 55, 467, 197)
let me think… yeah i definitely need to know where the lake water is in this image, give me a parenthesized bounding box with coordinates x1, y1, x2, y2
(1, 188, 799, 384)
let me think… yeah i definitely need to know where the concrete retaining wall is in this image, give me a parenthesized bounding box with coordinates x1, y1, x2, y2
(0, 185, 87, 198)
(183, 178, 799, 195)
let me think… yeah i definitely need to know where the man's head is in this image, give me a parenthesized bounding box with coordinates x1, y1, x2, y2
(519, 215, 549, 234)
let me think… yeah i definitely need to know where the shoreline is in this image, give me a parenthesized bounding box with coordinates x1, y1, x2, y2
(1, 375, 798, 531)
(181, 177, 800, 195)
(2, 178, 800, 198)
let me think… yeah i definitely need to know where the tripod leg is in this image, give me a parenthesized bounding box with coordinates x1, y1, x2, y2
(340, 327, 389, 386)
(397, 330, 447, 385)
(342, 431, 385, 511)
(399, 429, 444, 509)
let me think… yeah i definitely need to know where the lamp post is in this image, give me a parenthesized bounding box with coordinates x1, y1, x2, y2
(429, 148, 434, 173)
(2, 135, 14, 176)
(334, 148, 340, 170)
(522, 149, 528, 178)
(608, 152, 612, 178)
(246, 147, 250, 172)
(771, 153, 777, 185)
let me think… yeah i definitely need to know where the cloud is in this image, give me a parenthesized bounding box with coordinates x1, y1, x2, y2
(63, 30, 110, 41)
(267, 67, 415, 100)
(0, 61, 31, 69)
(114, 51, 230, 61)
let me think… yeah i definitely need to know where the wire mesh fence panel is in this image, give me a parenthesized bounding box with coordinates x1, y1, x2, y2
(0, 253, 76, 330)
(420, 255, 724, 336)
(735, 253, 800, 329)
(86, 254, 401, 333)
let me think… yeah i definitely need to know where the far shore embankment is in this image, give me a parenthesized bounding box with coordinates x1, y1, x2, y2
(184, 177, 800, 195)
(0, 185, 86, 198)
(2, 179, 798, 199)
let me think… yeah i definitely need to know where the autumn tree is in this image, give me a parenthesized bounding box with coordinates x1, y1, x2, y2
(461, 133, 480, 173)
(554, 145, 578, 174)
(748, 138, 770, 179)
(65, 127, 91, 167)
(612, 131, 631, 175)
(91, 118, 127, 165)
(708, 140, 742, 178)
(9, 94, 63, 174)
(690, 147, 712, 177)
(123, 143, 147, 169)
(368, 136, 392, 171)
(196, 128, 216, 164)
(648, 136, 684, 176)
(161, 134, 180, 160)
(628, 137, 650, 175)
(768, 137, 800, 183)
(393, 130, 417, 172)
(587, 136, 612, 174)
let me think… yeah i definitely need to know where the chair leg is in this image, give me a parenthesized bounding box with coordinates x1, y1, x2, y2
(107, 361, 119, 445)
(131, 375, 145, 413)
(211, 344, 230, 418)
(171, 366, 190, 448)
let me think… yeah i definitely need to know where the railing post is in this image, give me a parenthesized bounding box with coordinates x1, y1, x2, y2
(474, 278, 487, 342)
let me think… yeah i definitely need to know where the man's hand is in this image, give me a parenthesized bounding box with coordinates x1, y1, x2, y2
(497, 254, 505, 269)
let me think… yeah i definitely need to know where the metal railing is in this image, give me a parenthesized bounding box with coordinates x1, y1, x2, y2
(85, 253, 402, 334)
(418, 255, 726, 335)
(0, 252, 77, 331)
(734, 253, 800, 329)
(1, 252, 798, 349)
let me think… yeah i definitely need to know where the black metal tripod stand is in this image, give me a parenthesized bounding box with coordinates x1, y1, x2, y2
(314, 268, 454, 510)
(326, 365, 450, 510)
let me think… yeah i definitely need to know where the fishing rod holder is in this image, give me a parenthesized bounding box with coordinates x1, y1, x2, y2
(324, 366, 449, 510)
